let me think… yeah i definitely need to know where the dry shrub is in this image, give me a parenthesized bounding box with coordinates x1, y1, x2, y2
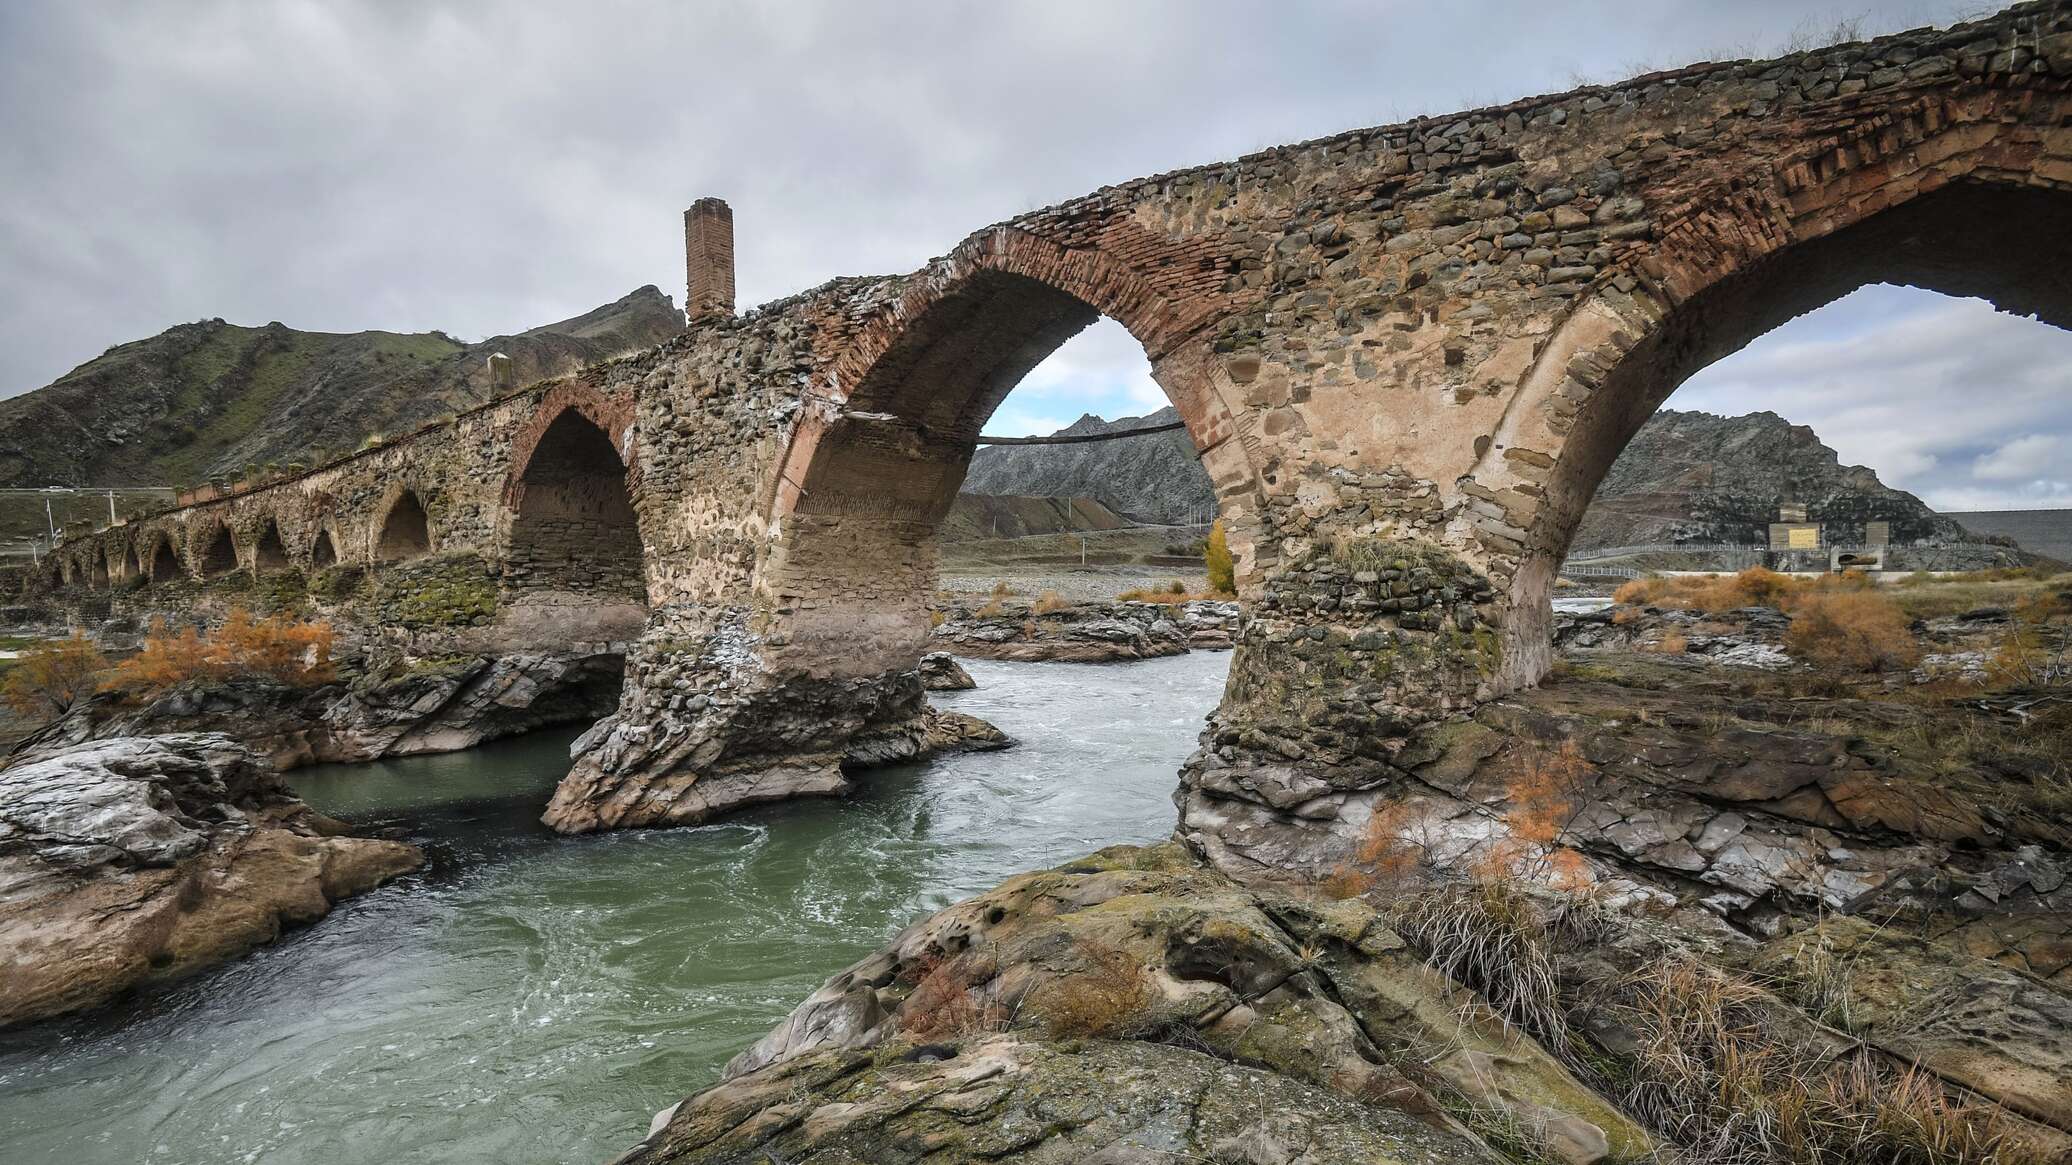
(103, 609, 336, 698)
(1652, 631, 1690, 654)
(929, 609, 947, 628)
(1039, 937, 1154, 1040)
(900, 951, 1009, 1041)
(1032, 589, 1068, 615)
(1784, 590, 1920, 673)
(1610, 957, 2043, 1165)
(1117, 585, 1223, 604)
(1985, 594, 2070, 689)
(1617, 566, 1802, 614)
(1203, 519, 1235, 594)
(975, 597, 1008, 618)
(989, 579, 1015, 597)
(1, 632, 108, 720)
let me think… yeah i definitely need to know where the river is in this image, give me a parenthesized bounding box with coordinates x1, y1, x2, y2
(0, 652, 1230, 1165)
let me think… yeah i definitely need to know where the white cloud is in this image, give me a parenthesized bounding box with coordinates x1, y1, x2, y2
(1972, 435, 2062, 481)
(1673, 286, 2072, 513)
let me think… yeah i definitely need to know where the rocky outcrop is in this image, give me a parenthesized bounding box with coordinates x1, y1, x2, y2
(918, 651, 975, 691)
(619, 843, 1648, 1165)
(932, 598, 1240, 662)
(0, 734, 421, 1028)
(21, 651, 625, 772)
(544, 660, 1010, 835)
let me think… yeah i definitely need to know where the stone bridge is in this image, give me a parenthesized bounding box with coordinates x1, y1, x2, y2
(37, 4, 2072, 871)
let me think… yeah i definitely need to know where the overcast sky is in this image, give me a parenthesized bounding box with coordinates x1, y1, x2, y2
(3, 1, 2064, 511)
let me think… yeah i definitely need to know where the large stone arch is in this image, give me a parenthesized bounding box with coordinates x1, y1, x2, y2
(502, 392, 647, 599)
(1461, 94, 2072, 690)
(759, 228, 1267, 677)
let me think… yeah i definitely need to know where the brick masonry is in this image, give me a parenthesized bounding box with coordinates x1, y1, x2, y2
(32, 3, 2072, 847)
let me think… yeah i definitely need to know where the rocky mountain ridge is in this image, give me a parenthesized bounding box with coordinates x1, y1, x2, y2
(961, 406, 1217, 526)
(0, 286, 684, 489)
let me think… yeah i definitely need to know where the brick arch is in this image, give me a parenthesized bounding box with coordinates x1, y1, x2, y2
(501, 392, 647, 599)
(1467, 96, 2072, 690)
(502, 380, 640, 509)
(193, 519, 239, 578)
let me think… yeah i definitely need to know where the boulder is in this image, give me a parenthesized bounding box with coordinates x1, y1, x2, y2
(625, 843, 1649, 1165)
(0, 734, 421, 1027)
(918, 651, 976, 691)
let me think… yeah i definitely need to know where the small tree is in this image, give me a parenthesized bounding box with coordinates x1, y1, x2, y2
(1, 632, 108, 721)
(1203, 519, 1235, 595)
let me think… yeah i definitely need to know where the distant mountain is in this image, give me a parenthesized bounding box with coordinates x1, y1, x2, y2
(961, 406, 1216, 525)
(1571, 409, 1969, 549)
(963, 406, 1998, 553)
(0, 286, 684, 488)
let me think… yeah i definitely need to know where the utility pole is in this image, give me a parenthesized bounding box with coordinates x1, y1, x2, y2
(45, 496, 57, 542)
(108, 490, 117, 527)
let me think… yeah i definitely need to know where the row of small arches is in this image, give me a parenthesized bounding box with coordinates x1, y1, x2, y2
(55, 491, 431, 589)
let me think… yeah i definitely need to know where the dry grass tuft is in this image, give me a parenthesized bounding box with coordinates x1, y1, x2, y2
(1039, 937, 1155, 1040)
(900, 951, 1010, 1041)
(1032, 589, 1069, 615)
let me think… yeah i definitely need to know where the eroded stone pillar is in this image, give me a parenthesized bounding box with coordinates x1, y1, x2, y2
(1175, 536, 1503, 878)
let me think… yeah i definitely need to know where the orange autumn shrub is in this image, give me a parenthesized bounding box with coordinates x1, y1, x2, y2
(103, 609, 336, 698)
(1783, 590, 1919, 673)
(1, 632, 108, 720)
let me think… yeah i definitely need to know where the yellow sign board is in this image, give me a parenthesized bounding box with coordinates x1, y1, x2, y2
(1787, 526, 1820, 549)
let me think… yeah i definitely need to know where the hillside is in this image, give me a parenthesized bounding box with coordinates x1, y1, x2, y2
(961, 406, 1216, 525)
(0, 286, 683, 489)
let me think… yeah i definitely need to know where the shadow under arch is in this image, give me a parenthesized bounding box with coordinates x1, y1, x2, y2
(311, 526, 340, 570)
(1500, 179, 2072, 687)
(196, 523, 238, 578)
(376, 490, 432, 563)
(762, 230, 1266, 676)
(504, 405, 646, 599)
(148, 533, 181, 581)
(252, 519, 290, 574)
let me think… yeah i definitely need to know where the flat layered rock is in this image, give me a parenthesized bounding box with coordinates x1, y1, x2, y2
(0, 734, 421, 1028)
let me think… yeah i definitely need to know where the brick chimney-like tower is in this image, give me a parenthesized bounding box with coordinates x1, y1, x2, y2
(684, 198, 735, 322)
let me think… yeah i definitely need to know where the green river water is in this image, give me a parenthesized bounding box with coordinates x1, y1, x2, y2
(0, 653, 1229, 1164)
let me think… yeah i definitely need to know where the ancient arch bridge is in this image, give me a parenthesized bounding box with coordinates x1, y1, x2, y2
(49, 4, 2072, 866)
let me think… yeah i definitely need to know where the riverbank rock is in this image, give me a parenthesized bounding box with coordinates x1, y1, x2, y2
(619, 842, 1649, 1165)
(930, 598, 1239, 663)
(918, 651, 976, 691)
(18, 650, 624, 772)
(0, 734, 421, 1028)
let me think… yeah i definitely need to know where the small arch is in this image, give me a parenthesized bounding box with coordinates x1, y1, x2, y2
(376, 491, 432, 562)
(149, 534, 181, 581)
(252, 519, 290, 573)
(121, 543, 142, 581)
(197, 523, 238, 578)
(311, 527, 340, 570)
